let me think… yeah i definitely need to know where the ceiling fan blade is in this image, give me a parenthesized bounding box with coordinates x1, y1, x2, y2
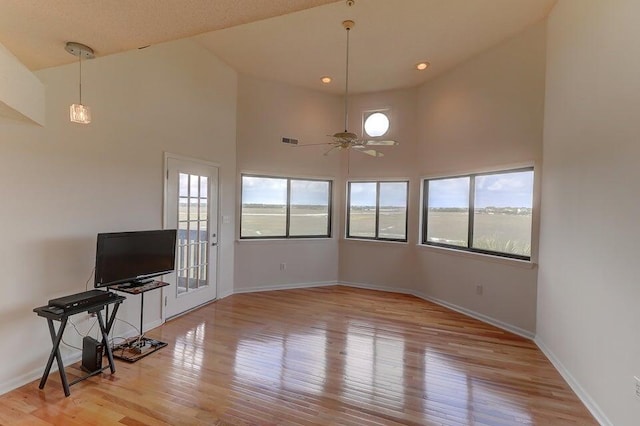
(357, 149, 384, 157)
(324, 146, 340, 156)
(365, 140, 399, 146)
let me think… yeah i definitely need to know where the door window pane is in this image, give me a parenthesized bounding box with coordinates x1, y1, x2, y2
(176, 171, 211, 296)
(348, 182, 377, 238)
(289, 180, 330, 236)
(473, 170, 533, 257)
(378, 182, 407, 240)
(179, 173, 189, 197)
(426, 177, 470, 247)
(199, 176, 208, 198)
(241, 176, 287, 237)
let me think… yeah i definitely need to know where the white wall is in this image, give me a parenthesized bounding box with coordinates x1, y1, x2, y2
(338, 87, 420, 290)
(538, 1, 640, 424)
(234, 75, 342, 291)
(339, 21, 546, 335)
(0, 42, 45, 125)
(413, 20, 546, 335)
(0, 39, 237, 393)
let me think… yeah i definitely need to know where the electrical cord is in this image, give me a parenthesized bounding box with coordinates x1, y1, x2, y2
(85, 267, 95, 291)
(61, 338, 81, 351)
(59, 308, 150, 356)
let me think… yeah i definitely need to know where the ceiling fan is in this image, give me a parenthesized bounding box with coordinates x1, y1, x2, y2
(295, 11, 399, 157)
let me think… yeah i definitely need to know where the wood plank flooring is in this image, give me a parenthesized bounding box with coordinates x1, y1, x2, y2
(0, 286, 596, 425)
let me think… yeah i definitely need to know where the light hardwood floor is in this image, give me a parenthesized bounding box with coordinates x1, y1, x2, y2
(0, 286, 596, 425)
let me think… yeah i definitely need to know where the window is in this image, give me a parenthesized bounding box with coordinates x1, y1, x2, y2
(240, 175, 332, 239)
(363, 112, 390, 137)
(422, 168, 534, 260)
(347, 181, 408, 242)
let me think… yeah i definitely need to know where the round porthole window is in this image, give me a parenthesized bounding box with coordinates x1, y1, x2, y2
(364, 112, 390, 137)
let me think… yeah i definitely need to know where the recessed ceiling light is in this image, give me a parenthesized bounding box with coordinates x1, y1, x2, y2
(321, 76, 332, 84)
(416, 62, 430, 71)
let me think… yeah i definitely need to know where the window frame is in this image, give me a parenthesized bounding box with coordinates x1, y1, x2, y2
(362, 108, 392, 139)
(421, 167, 534, 261)
(346, 180, 409, 243)
(240, 174, 333, 240)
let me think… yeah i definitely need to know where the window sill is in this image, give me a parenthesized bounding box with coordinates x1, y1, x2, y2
(236, 237, 335, 244)
(343, 238, 409, 246)
(416, 244, 537, 269)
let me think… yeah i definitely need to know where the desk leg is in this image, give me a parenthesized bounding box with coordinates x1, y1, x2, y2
(97, 303, 120, 374)
(39, 317, 70, 397)
(139, 292, 145, 335)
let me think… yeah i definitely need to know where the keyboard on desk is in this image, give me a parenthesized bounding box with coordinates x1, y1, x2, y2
(48, 289, 117, 311)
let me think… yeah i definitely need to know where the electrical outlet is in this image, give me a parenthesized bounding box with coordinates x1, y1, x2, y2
(280, 263, 286, 271)
(476, 284, 483, 295)
(635, 376, 640, 399)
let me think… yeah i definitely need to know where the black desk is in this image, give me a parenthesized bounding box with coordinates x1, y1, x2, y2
(33, 295, 125, 396)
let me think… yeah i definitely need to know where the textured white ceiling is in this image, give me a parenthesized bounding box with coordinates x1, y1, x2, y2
(0, 0, 339, 70)
(0, 0, 556, 94)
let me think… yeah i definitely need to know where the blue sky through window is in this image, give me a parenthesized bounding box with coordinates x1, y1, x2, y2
(350, 182, 407, 207)
(242, 176, 330, 205)
(428, 171, 533, 209)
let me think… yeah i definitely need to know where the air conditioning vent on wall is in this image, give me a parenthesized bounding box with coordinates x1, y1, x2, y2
(282, 137, 299, 145)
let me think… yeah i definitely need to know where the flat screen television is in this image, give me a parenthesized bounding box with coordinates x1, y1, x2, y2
(94, 229, 177, 288)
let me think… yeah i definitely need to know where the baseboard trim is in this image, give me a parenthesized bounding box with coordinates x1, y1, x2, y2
(337, 281, 535, 340)
(0, 318, 162, 397)
(0, 351, 82, 396)
(535, 337, 610, 426)
(413, 291, 535, 340)
(337, 280, 415, 296)
(233, 281, 337, 294)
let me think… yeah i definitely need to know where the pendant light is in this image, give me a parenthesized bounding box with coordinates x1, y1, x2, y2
(65, 42, 94, 124)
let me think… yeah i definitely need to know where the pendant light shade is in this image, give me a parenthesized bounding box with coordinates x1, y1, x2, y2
(65, 42, 94, 124)
(69, 103, 91, 124)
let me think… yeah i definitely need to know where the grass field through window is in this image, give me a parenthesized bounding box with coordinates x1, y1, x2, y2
(241, 205, 329, 237)
(427, 209, 532, 257)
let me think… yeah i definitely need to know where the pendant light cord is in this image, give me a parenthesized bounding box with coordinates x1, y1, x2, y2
(344, 26, 350, 132)
(78, 54, 83, 104)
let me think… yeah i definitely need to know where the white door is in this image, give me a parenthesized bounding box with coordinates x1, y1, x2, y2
(163, 154, 218, 319)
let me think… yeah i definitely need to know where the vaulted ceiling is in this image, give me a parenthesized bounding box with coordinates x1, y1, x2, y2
(0, 0, 556, 94)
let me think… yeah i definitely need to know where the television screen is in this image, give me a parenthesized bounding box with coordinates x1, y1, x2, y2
(94, 229, 177, 288)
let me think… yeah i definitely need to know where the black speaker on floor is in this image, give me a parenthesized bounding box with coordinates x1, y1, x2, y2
(81, 336, 104, 372)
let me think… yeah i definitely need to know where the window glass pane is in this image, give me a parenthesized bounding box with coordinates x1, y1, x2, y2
(289, 180, 330, 236)
(177, 244, 186, 271)
(473, 170, 533, 257)
(199, 199, 208, 221)
(241, 176, 287, 237)
(378, 182, 407, 240)
(190, 174, 200, 197)
(179, 173, 189, 197)
(188, 267, 198, 290)
(427, 177, 470, 247)
(189, 199, 199, 221)
(177, 268, 188, 294)
(188, 221, 199, 243)
(179, 197, 188, 221)
(199, 265, 208, 287)
(364, 112, 390, 137)
(349, 182, 377, 238)
(200, 176, 208, 198)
